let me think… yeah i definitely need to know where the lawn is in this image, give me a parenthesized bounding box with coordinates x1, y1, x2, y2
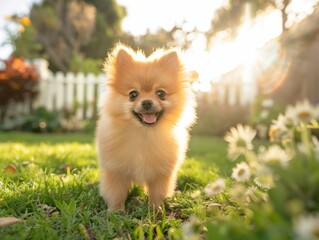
(0, 132, 232, 239)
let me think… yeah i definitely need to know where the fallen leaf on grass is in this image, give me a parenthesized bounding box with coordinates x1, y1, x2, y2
(62, 164, 74, 171)
(5, 164, 16, 173)
(0, 217, 23, 227)
(51, 211, 60, 217)
(22, 161, 30, 167)
(37, 204, 56, 214)
(208, 203, 222, 209)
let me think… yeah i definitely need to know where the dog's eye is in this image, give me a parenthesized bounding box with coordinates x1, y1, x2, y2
(156, 90, 167, 100)
(129, 90, 139, 101)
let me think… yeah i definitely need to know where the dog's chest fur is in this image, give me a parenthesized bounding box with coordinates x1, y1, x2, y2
(97, 117, 186, 183)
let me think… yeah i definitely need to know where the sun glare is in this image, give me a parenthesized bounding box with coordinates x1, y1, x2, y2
(116, 0, 315, 93)
(186, 3, 286, 92)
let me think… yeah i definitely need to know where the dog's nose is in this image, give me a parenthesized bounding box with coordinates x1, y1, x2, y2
(141, 100, 153, 110)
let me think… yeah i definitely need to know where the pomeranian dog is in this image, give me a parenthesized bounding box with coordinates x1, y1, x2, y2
(96, 43, 197, 211)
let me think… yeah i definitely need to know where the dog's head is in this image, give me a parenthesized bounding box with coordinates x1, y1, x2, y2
(103, 44, 197, 128)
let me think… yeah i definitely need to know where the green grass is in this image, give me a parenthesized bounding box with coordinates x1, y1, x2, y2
(0, 132, 232, 239)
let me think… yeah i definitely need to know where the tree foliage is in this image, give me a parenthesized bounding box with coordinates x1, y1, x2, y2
(10, 0, 125, 72)
(120, 23, 203, 56)
(207, 0, 293, 41)
(81, 0, 125, 59)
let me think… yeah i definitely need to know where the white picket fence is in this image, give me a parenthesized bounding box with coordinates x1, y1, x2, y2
(33, 59, 106, 120)
(37, 71, 105, 119)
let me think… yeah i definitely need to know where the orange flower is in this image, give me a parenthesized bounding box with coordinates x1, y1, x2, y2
(20, 17, 31, 26)
(0, 73, 7, 80)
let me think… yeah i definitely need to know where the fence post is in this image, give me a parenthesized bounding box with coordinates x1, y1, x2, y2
(65, 72, 75, 113)
(46, 72, 55, 111)
(33, 59, 50, 109)
(75, 72, 85, 120)
(55, 72, 65, 111)
(86, 73, 96, 119)
(96, 74, 106, 110)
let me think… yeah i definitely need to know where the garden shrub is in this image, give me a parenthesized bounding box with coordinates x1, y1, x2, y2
(0, 56, 39, 123)
(0, 105, 90, 133)
(20, 107, 61, 132)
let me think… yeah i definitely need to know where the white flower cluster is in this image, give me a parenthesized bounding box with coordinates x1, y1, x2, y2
(204, 178, 226, 198)
(189, 99, 319, 238)
(223, 123, 292, 186)
(205, 99, 319, 202)
(270, 99, 319, 142)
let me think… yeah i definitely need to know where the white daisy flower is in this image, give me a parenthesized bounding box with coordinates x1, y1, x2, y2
(269, 114, 290, 142)
(225, 124, 257, 160)
(285, 99, 317, 125)
(259, 145, 292, 167)
(293, 213, 319, 240)
(231, 162, 251, 182)
(204, 178, 226, 198)
(253, 174, 274, 190)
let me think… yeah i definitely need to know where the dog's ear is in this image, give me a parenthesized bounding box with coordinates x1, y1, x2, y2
(104, 44, 135, 75)
(114, 46, 134, 69)
(158, 50, 182, 72)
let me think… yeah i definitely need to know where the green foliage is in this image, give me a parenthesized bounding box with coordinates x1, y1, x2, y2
(202, 136, 319, 239)
(9, 25, 43, 59)
(210, 0, 274, 35)
(69, 52, 103, 74)
(207, 0, 292, 40)
(1, 107, 92, 133)
(8, 0, 125, 72)
(81, 0, 126, 59)
(121, 29, 177, 56)
(20, 107, 61, 132)
(189, 101, 319, 239)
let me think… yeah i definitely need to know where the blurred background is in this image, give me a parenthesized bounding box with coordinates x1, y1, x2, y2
(0, 0, 318, 137)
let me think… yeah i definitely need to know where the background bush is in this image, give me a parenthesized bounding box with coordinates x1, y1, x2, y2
(0, 56, 39, 124)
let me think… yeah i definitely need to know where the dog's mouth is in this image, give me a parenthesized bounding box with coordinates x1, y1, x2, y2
(133, 111, 163, 126)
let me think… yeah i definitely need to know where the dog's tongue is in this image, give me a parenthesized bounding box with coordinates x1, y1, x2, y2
(142, 113, 157, 124)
